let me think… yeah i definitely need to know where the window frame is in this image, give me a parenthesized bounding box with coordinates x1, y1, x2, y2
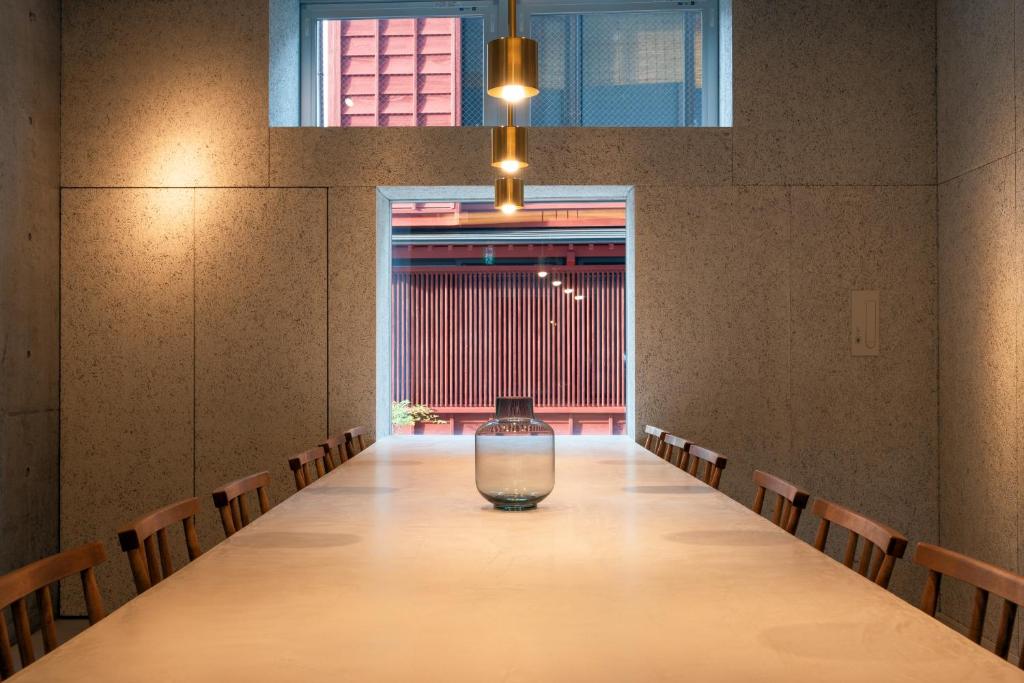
(299, 0, 720, 127)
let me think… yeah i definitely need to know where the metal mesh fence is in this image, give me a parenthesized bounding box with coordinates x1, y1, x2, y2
(530, 10, 703, 126)
(459, 18, 485, 126)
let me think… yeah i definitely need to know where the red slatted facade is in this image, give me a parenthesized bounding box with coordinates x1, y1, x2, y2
(391, 267, 626, 434)
(323, 18, 462, 127)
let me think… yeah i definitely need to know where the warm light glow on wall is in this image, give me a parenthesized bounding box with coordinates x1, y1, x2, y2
(144, 136, 212, 187)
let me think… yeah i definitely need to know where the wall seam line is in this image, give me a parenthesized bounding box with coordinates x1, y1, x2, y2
(59, 185, 330, 190)
(1014, 0, 1022, 576)
(934, 0, 942, 564)
(57, 0, 65, 617)
(326, 188, 330, 436)
(192, 188, 197, 499)
(787, 185, 794, 466)
(937, 151, 1017, 187)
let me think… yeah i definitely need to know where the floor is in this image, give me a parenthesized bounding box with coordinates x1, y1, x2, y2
(9, 618, 89, 672)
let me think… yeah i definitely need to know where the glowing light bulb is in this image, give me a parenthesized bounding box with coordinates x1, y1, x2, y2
(344, 97, 354, 107)
(564, 288, 574, 294)
(499, 203, 518, 215)
(500, 84, 527, 103)
(537, 271, 549, 278)
(551, 280, 562, 287)
(499, 159, 523, 174)
(574, 295, 584, 300)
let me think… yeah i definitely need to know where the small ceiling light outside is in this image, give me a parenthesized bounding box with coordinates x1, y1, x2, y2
(495, 176, 523, 215)
(344, 97, 354, 107)
(551, 279, 562, 287)
(564, 288, 574, 294)
(574, 294, 584, 300)
(492, 122, 528, 174)
(487, 0, 539, 103)
(537, 271, 549, 278)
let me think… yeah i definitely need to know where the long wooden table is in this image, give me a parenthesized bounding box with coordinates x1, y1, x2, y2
(14, 436, 1023, 680)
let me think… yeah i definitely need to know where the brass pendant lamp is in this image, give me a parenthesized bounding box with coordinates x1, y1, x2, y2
(487, 0, 538, 103)
(492, 105, 528, 174)
(495, 175, 524, 215)
(490, 0, 535, 214)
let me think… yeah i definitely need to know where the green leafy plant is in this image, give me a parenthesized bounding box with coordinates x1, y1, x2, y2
(391, 400, 446, 427)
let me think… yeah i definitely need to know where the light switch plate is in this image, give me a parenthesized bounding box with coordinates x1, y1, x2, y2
(851, 290, 879, 356)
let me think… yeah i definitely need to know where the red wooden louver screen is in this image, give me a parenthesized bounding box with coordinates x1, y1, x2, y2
(324, 18, 462, 127)
(391, 267, 626, 411)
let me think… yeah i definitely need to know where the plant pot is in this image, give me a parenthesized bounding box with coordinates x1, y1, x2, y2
(421, 421, 452, 435)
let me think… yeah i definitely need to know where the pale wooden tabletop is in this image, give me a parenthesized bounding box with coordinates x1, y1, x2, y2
(12, 436, 1023, 681)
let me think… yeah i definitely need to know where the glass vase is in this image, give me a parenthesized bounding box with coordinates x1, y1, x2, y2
(475, 397, 555, 510)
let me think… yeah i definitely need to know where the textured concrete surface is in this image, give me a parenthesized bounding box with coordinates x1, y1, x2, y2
(937, 157, 1019, 640)
(937, 0, 1015, 182)
(733, 0, 936, 186)
(935, 0, 1024, 644)
(633, 185, 791, 507)
(60, 189, 196, 613)
(61, 0, 269, 187)
(194, 188, 328, 549)
(328, 187, 377, 442)
(938, 158, 1017, 570)
(790, 186, 938, 600)
(0, 0, 61, 586)
(270, 127, 732, 188)
(633, 185, 939, 601)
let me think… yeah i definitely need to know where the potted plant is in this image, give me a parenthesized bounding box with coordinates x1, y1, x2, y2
(391, 400, 446, 435)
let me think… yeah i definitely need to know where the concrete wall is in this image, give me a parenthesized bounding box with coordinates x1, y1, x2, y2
(59, 0, 939, 611)
(936, 0, 1023, 641)
(0, 0, 61, 580)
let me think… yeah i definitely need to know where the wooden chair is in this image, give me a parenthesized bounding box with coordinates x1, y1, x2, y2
(289, 446, 334, 491)
(642, 425, 669, 458)
(914, 542, 1024, 666)
(811, 498, 908, 589)
(343, 427, 368, 460)
(751, 470, 810, 535)
(679, 444, 727, 489)
(661, 434, 690, 467)
(320, 434, 347, 468)
(117, 497, 203, 595)
(212, 471, 272, 538)
(0, 542, 106, 678)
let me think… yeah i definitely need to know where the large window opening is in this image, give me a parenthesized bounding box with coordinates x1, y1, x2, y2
(378, 187, 635, 436)
(292, 0, 727, 127)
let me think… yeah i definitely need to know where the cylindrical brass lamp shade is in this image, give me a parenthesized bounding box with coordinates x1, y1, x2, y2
(491, 126, 528, 173)
(495, 176, 524, 214)
(487, 37, 539, 102)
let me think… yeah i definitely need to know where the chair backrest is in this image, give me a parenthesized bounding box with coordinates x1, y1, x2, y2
(661, 434, 690, 468)
(681, 444, 727, 489)
(0, 542, 107, 678)
(914, 542, 1024, 665)
(751, 470, 810, 535)
(117, 497, 202, 595)
(289, 446, 334, 491)
(642, 425, 668, 457)
(344, 427, 368, 459)
(211, 471, 272, 538)
(320, 434, 347, 467)
(811, 498, 908, 589)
